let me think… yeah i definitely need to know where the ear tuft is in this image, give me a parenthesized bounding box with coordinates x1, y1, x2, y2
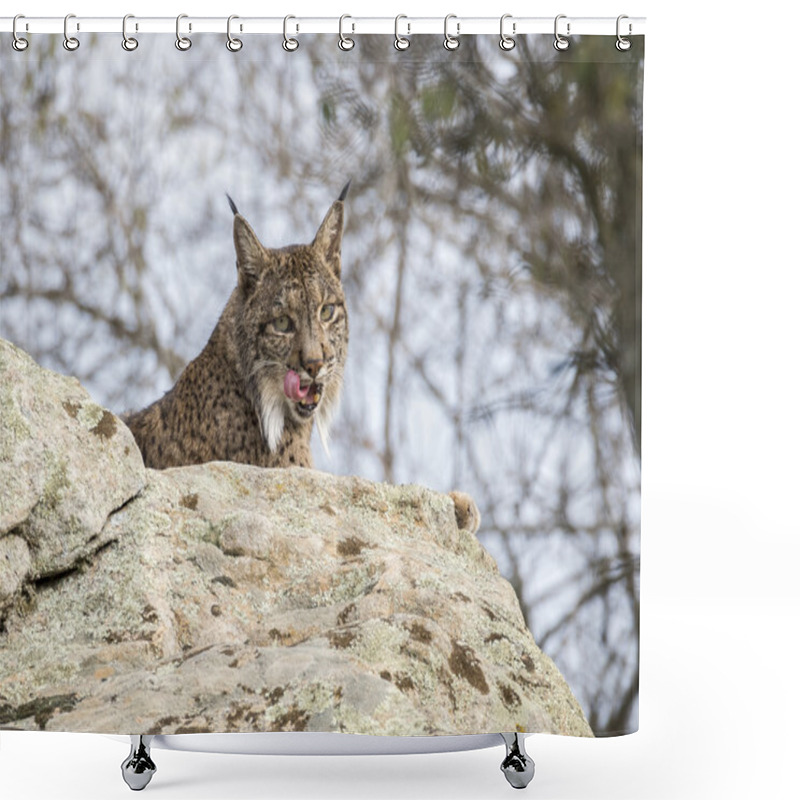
(226, 193, 239, 216)
(337, 180, 352, 203)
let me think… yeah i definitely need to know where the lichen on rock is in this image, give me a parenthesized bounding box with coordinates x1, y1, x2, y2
(0, 338, 146, 616)
(0, 338, 592, 738)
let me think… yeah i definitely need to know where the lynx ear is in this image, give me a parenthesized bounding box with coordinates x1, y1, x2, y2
(312, 183, 349, 276)
(232, 213, 263, 289)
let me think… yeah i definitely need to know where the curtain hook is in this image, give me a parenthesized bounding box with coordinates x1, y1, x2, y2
(12, 14, 29, 51)
(175, 13, 192, 51)
(63, 13, 80, 51)
(226, 15, 242, 52)
(283, 15, 299, 51)
(121, 14, 139, 51)
(338, 14, 355, 51)
(616, 14, 632, 51)
(499, 14, 516, 51)
(554, 14, 570, 51)
(394, 14, 410, 50)
(443, 14, 460, 51)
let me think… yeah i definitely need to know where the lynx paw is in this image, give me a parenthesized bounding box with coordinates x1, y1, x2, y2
(448, 491, 481, 535)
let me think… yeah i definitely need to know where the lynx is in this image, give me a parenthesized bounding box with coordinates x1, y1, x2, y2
(123, 185, 480, 532)
(124, 187, 349, 471)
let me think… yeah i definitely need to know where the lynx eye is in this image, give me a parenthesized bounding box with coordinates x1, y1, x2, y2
(273, 314, 294, 333)
(320, 304, 336, 322)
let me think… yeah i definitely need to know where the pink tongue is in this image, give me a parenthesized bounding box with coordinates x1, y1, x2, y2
(284, 370, 310, 402)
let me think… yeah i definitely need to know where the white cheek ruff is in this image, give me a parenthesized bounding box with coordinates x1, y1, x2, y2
(254, 368, 343, 457)
(316, 409, 331, 457)
(315, 376, 342, 458)
(256, 384, 286, 453)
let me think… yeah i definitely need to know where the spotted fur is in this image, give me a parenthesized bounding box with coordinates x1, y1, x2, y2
(123, 188, 349, 470)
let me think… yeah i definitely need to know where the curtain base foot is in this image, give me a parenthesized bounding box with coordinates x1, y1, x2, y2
(500, 732, 535, 789)
(121, 735, 156, 791)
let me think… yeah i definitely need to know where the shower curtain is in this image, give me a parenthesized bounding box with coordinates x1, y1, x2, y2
(0, 24, 643, 740)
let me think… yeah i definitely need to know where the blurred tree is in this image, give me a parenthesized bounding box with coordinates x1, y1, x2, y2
(306, 35, 642, 734)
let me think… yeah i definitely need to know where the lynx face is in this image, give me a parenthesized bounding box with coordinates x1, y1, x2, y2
(231, 197, 348, 454)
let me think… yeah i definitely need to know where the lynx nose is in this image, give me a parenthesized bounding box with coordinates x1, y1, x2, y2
(302, 358, 323, 379)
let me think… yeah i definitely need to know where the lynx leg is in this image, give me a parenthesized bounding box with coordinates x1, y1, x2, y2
(500, 732, 535, 789)
(121, 735, 156, 791)
(448, 491, 481, 534)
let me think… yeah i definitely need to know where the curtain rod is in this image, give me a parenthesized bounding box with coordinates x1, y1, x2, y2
(0, 16, 646, 37)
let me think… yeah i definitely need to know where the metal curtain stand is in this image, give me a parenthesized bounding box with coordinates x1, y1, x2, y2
(121, 732, 535, 791)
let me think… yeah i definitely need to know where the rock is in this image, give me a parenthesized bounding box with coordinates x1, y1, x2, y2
(0, 339, 146, 615)
(0, 339, 592, 738)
